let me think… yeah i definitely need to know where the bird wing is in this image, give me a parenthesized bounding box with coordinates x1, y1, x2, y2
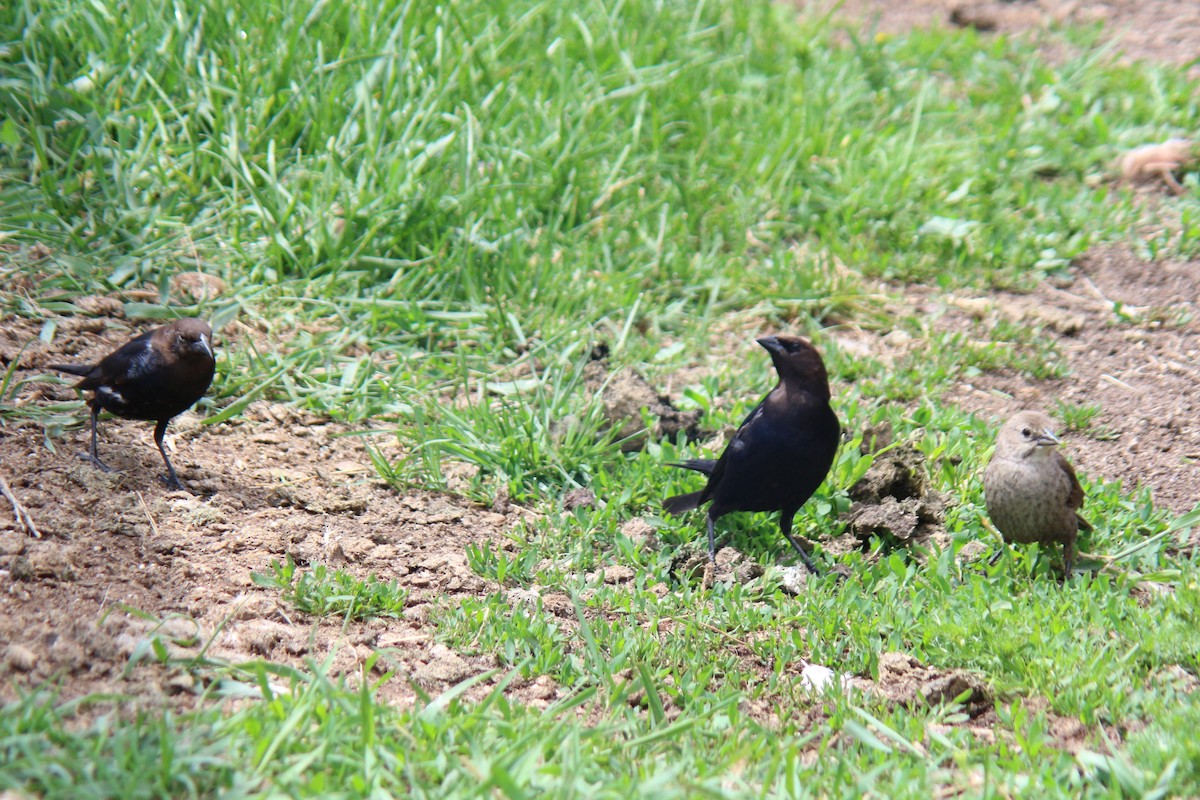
(1056, 450, 1091, 530)
(79, 331, 156, 390)
(701, 400, 770, 497)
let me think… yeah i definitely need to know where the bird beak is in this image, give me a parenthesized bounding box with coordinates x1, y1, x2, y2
(1036, 428, 1060, 447)
(196, 333, 213, 359)
(756, 335, 782, 354)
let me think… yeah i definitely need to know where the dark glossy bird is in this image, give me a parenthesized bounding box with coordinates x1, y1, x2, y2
(663, 335, 840, 573)
(50, 318, 216, 490)
(983, 410, 1091, 576)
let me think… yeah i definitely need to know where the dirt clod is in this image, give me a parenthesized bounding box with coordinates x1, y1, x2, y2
(585, 363, 702, 451)
(563, 488, 597, 510)
(414, 644, 474, 687)
(621, 518, 659, 551)
(864, 652, 992, 716)
(4, 644, 37, 672)
(849, 444, 928, 504)
(844, 444, 945, 545)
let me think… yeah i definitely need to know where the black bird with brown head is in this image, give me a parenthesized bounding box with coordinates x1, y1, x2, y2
(663, 335, 840, 573)
(50, 318, 216, 491)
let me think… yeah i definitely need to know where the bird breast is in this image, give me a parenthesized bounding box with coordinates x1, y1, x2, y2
(984, 455, 1076, 544)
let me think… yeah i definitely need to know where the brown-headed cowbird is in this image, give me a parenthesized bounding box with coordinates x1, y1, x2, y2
(663, 335, 840, 573)
(983, 410, 1091, 576)
(50, 318, 216, 490)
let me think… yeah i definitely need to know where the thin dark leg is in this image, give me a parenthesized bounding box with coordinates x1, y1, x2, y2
(988, 546, 1005, 566)
(706, 514, 717, 563)
(780, 512, 821, 575)
(1062, 538, 1074, 582)
(153, 418, 183, 490)
(81, 405, 117, 472)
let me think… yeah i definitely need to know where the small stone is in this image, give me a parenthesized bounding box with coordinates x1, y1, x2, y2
(800, 663, 845, 693)
(779, 566, 810, 596)
(5, 644, 36, 672)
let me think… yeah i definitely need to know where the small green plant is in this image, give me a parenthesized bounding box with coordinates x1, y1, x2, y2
(251, 557, 408, 620)
(1053, 400, 1102, 431)
(465, 541, 541, 586)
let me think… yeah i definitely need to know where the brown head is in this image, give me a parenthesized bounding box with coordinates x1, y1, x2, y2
(993, 410, 1061, 461)
(756, 334, 831, 399)
(157, 318, 215, 363)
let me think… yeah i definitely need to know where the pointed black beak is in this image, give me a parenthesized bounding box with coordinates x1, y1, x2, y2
(756, 335, 782, 355)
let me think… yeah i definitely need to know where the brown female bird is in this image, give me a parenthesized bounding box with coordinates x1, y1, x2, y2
(663, 335, 840, 573)
(50, 318, 216, 490)
(983, 410, 1091, 576)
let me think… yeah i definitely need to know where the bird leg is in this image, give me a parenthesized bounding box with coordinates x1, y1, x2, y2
(706, 514, 718, 563)
(780, 514, 821, 575)
(80, 405, 117, 473)
(988, 546, 1005, 567)
(153, 419, 184, 491)
(1062, 538, 1075, 581)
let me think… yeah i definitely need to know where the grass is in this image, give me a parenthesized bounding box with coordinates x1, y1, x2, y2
(3, 0, 1200, 796)
(251, 558, 410, 621)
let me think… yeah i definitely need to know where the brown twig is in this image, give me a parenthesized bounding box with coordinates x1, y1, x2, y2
(0, 475, 42, 538)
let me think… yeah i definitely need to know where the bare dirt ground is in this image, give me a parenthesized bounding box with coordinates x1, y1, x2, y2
(937, 244, 1200, 516)
(1, 0, 1198, 751)
(801, 0, 1200, 77)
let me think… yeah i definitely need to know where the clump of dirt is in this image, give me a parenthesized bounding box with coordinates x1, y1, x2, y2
(170, 272, 228, 303)
(666, 544, 767, 586)
(562, 487, 597, 510)
(841, 429, 947, 546)
(857, 651, 992, 716)
(584, 353, 702, 452)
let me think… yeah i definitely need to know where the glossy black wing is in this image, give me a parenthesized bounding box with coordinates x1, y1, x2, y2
(79, 330, 157, 390)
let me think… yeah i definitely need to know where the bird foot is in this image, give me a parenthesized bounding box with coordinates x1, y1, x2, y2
(158, 473, 188, 492)
(79, 453, 118, 473)
(827, 564, 852, 583)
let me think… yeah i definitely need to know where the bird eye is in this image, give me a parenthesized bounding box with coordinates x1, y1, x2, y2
(1020, 427, 1031, 437)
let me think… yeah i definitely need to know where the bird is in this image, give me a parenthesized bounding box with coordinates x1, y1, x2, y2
(982, 410, 1091, 576)
(49, 318, 216, 491)
(663, 334, 841, 573)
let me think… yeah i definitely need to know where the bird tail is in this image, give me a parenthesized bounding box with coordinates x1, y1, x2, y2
(48, 363, 93, 377)
(663, 491, 704, 515)
(668, 459, 717, 476)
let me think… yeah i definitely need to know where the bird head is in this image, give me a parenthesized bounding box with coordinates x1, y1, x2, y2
(756, 334, 830, 397)
(997, 410, 1061, 459)
(167, 318, 215, 360)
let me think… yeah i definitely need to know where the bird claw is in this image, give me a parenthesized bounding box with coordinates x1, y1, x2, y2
(79, 453, 118, 473)
(158, 473, 188, 492)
